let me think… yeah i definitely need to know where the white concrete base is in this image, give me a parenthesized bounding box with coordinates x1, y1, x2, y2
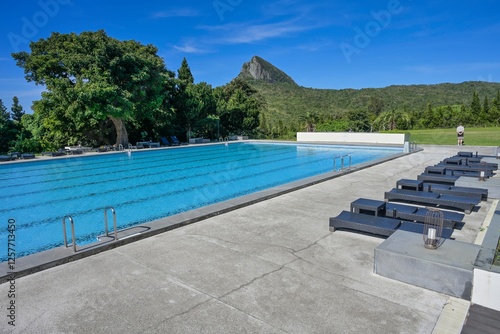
(472, 269, 500, 311)
(374, 230, 481, 299)
(432, 297, 470, 334)
(297, 132, 410, 145)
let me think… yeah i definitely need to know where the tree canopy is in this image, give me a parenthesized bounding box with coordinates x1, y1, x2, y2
(11, 96, 24, 122)
(12, 30, 173, 147)
(0, 99, 14, 152)
(215, 78, 261, 137)
(4, 31, 500, 154)
(4, 31, 264, 153)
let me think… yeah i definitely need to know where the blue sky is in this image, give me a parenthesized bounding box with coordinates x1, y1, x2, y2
(1, 0, 500, 112)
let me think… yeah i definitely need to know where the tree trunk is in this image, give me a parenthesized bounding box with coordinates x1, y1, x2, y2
(109, 116, 129, 148)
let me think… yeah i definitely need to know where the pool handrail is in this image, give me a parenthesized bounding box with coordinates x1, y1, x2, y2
(334, 154, 351, 171)
(104, 207, 118, 241)
(62, 208, 118, 254)
(62, 215, 77, 252)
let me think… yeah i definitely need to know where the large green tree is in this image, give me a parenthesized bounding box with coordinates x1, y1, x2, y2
(187, 82, 217, 137)
(177, 57, 194, 87)
(216, 78, 261, 137)
(491, 90, 500, 125)
(347, 109, 371, 131)
(171, 58, 216, 140)
(470, 91, 482, 120)
(0, 99, 9, 124)
(481, 96, 490, 123)
(367, 96, 384, 116)
(12, 30, 173, 147)
(174, 81, 217, 140)
(374, 109, 411, 131)
(0, 99, 16, 153)
(299, 111, 319, 132)
(11, 96, 24, 123)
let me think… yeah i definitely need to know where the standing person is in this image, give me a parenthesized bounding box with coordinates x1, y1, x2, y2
(456, 125, 465, 145)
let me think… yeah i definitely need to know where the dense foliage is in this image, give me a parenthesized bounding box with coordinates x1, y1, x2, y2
(3, 34, 500, 154)
(246, 79, 500, 138)
(2, 31, 262, 153)
(0, 97, 30, 153)
(12, 30, 177, 148)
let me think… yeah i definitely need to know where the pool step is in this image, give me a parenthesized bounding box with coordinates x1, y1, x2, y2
(97, 225, 150, 242)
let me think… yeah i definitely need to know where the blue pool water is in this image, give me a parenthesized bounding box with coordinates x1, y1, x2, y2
(0, 142, 401, 261)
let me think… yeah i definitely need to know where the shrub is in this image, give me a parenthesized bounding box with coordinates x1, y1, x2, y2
(10, 138, 43, 153)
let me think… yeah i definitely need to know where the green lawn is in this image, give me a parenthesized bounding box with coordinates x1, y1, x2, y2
(391, 127, 500, 146)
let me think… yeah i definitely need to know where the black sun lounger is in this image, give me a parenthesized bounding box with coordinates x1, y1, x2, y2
(417, 173, 458, 185)
(42, 150, 65, 156)
(329, 211, 454, 238)
(442, 157, 498, 169)
(169, 136, 181, 146)
(350, 198, 463, 229)
(425, 165, 495, 178)
(445, 169, 494, 178)
(385, 202, 463, 229)
(442, 157, 468, 165)
(160, 137, 172, 146)
(384, 188, 477, 213)
(457, 151, 486, 158)
(170, 136, 188, 145)
(395, 179, 486, 201)
(422, 183, 488, 201)
(436, 163, 496, 172)
(424, 166, 448, 175)
(465, 157, 495, 165)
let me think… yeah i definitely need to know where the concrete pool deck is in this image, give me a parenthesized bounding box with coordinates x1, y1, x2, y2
(1, 145, 498, 333)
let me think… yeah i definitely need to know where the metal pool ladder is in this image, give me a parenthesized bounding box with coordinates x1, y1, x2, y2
(62, 207, 119, 253)
(62, 215, 77, 252)
(103, 207, 118, 241)
(333, 155, 351, 171)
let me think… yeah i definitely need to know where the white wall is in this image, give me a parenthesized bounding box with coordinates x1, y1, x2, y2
(472, 269, 500, 311)
(296, 132, 410, 145)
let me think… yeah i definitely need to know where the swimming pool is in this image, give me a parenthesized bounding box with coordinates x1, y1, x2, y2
(0, 142, 402, 261)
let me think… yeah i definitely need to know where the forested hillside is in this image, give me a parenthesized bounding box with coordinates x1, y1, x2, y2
(249, 80, 500, 120)
(238, 57, 500, 138)
(2, 45, 500, 154)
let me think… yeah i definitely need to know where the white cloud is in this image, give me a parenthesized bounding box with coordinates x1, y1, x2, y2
(204, 18, 317, 44)
(296, 38, 334, 52)
(167, 4, 333, 55)
(172, 42, 210, 54)
(151, 8, 200, 19)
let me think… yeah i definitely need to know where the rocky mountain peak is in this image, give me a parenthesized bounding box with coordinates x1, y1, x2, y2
(239, 56, 297, 85)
